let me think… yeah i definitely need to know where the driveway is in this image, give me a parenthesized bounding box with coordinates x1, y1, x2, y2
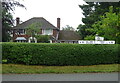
(2, 73, 119, 81)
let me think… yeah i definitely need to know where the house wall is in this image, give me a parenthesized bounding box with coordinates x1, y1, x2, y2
(38, 29, 42, 34)
(53, 29, 58, 38)
(12, 29, 58, 42)
(42, 29, 53, 35)
(13, 34, 30, 41)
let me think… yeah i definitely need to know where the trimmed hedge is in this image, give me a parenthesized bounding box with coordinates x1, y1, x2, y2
(2, 42, 119, 66)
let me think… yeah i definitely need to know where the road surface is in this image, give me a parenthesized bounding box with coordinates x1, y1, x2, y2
(2, 73, 119, 81)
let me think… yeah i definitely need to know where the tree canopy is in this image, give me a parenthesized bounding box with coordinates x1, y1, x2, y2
(2, 0, 25, 42)
(77, 2, 120, 43)
(62, 25, 75, 31)
(25, 22, 41, 38)
(25, 22, 51, 43)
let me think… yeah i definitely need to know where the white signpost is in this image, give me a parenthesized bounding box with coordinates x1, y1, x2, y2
(78, 34, 115, 44)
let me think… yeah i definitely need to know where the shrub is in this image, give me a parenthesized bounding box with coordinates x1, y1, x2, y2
(35, 35, 50, 43)
(2, 42, 119, 65)
(84, 35, 95, 40)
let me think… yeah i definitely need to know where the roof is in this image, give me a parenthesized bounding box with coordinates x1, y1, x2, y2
(13, 17, 59, 30)
(58, 30, 81, 40)
(15, 37, 26, 40)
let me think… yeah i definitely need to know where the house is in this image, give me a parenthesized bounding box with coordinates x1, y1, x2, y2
(57, 30, 81, 43)
(11, 17, 60, 43)
(11, 17, 81, 43)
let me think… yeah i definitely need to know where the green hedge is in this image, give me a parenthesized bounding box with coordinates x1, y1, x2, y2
(2, 42, 119, 66)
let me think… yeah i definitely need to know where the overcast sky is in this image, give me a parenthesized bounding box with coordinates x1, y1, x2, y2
(13, 0, 87, 29)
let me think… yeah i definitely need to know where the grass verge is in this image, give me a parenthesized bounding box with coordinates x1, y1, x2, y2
(2, 64, 119, 74)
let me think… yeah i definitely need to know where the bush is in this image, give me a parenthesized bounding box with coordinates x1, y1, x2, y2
(84, 35, 95, 40)
(2, 42, 119, 66)
(35, 35, 50, 43)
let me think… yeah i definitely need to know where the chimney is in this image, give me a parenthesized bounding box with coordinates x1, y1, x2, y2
(16, 17, 20, 26)
(57, 18, 60, 29)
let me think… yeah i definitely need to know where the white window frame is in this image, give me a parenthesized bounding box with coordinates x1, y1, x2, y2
(19, 29, 25, 35)
(42, 29, 53, 35)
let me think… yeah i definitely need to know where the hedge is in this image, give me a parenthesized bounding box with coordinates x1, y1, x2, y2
(2, 42, 119, 66)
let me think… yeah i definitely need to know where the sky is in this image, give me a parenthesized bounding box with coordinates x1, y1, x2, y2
(13, 0, 87, 30)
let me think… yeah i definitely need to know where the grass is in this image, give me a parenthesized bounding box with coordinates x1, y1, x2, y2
(2, 64, 119, 74)
(0, 64, 2, 74)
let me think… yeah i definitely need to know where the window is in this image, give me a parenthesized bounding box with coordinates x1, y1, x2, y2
(18, 29, 25, 35)
(42, 29, 53, 35)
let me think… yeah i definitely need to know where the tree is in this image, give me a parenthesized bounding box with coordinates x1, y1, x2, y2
(77, 24, 88, 39)
(86, 6, 120, 43)
(2, 0, 25, 42)
(25, 22, 41, 42)
(78, 2, 100, 37)
(77, 2, 120, 39)
(62, 25, 75, 31)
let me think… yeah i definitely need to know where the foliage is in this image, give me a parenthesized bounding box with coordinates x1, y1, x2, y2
(2, 0, 25, 42)
(25, 22, 41, 41)
(84, 35, 95, 40)
(35, 35, 50, 43)
(77, 2, 120, 40)
(2, 8, 13, 42)
(77, 24, 93, 39)
(62, 25, 75, 31)
(86, 6, 120, 43)
(2, 42, 119, 66)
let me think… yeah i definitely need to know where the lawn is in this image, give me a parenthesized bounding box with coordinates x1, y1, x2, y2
(2, 64, 119, 74)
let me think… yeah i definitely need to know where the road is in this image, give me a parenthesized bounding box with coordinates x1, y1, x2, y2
(2, 73, 118, 81)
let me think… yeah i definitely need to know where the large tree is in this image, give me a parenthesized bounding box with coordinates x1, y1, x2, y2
(91, 6, 120, 43)
(77, 2, 120, 39)
(2, 0, 25, 42)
